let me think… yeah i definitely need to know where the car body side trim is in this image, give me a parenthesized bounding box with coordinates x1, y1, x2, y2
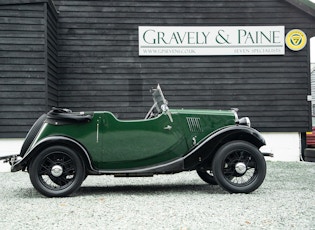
(94, 125, 265, 174)
(12, 125, 265, 174)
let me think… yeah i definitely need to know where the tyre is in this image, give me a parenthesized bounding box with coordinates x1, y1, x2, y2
(303, 149, 315, 162)
(212, 141, 266, 194)
(304, 156, 315, 162)
(197, 170, 218, 185)
(304, 148, 315, 157)
(29, 146, 85, 197)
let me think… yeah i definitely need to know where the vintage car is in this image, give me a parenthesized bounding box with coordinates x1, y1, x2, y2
(1, 85, 271, 197)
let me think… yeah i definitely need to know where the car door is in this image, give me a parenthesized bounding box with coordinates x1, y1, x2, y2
(98, 112, 188, 170)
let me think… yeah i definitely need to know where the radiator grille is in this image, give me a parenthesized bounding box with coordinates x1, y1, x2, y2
(186, 117, 203, 132)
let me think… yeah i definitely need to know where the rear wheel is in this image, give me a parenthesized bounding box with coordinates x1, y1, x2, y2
(29, 146, 85, 197)
(197, 170, 218, 185)
(212, 141, 266, 193)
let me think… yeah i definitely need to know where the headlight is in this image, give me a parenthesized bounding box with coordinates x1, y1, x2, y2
(238, 117, 251, 127)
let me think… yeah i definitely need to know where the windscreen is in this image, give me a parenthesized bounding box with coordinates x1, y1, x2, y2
(151, 84, 167, 113)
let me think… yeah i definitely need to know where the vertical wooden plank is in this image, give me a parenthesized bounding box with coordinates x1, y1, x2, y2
(0, 2, 50, 137)
(43, 2, 49, 111)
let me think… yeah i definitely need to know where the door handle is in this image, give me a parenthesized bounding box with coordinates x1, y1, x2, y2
(164, 125, 172, 130)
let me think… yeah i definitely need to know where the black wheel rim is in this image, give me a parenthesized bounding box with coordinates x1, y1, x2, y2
(221, 149, 258, 187)
(37, 151, 77, 191)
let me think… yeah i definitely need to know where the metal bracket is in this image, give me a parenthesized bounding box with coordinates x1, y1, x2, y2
(192, 136, 197, 145)
(164, 125, 172, 130)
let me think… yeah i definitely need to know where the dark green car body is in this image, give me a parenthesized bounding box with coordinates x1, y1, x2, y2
(7, 85, 269, 197)
(27, 109, 235, 170)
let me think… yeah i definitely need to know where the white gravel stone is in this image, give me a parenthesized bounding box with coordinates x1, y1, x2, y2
(0, 161, 314, 230)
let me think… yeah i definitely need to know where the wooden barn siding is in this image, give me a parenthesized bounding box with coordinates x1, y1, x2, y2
(46, 3, 58, 109)
(54, 0, 315, 132)
(1, 0, 314, 137)
(0, 3, 47, 138)
(0, 1, 58, 138)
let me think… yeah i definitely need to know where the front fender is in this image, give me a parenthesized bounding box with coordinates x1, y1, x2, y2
(11, 136, 93, 172)
(208, 125, 266, 148)
(183, 125, 266, 169)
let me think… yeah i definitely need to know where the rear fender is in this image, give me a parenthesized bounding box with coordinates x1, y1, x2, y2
(11, 136, 93, 172)
(183, 125, 266, 170)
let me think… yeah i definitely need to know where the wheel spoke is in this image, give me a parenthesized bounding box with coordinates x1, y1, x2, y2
(39, 164, 51, 175)
(36, 152, 77, 191)
(54, 176, 68, 186)
(212, 142, 266, 193)
(223, 167, 234, 176)
(29, 146, 85, 197)
(222, 149, 258, 186)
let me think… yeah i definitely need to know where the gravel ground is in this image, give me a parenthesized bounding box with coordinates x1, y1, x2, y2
(0, 161, 314, 230)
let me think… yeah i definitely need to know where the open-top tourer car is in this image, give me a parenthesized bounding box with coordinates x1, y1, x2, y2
(1, 85, 271, 197)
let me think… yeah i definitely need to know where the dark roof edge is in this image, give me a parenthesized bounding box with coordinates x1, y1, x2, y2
(0, 0, 314, 20)
(285, 0, 315, 17)
(0, 0, 58, 15)
(0, 0, 49, 5)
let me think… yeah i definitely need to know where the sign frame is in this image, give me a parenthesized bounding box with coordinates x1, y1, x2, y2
(139, 26, 285, 56)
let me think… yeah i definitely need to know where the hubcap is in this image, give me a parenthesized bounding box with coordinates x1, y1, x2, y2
(235, 162, 247, 174)
(51, 165, 63, 177)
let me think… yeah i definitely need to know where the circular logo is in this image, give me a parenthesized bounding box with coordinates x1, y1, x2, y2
(285, 29, 307, 51)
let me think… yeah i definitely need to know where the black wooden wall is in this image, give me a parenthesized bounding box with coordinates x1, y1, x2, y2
(46, 1, 58, 108)
(0, 0, 57, 138)
(1, 0, 315, 138)
(54, 0, 315, 132)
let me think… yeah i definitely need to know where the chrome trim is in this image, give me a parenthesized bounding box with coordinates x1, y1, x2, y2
(96, 123, 99, 143)
(12, 125, 266, 175)
(164, 125, 172, 130)
(16, 126, 265, 175)
(96, 125, 266, 174)
(231, 108, 239, 123)
(192, 136, 197, 145)
(235, 162, 247, 174)
(51, 165, 63, 177)
(239, 117, 251, 127)
(97, 157, 184, 174)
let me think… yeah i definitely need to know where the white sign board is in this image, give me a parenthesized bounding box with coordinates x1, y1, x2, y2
(139, 26, 285, 56)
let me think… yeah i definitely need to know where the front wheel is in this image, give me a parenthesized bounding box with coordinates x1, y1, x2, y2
(29, 146, 85, 197)
(212, 141, 266, 194)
